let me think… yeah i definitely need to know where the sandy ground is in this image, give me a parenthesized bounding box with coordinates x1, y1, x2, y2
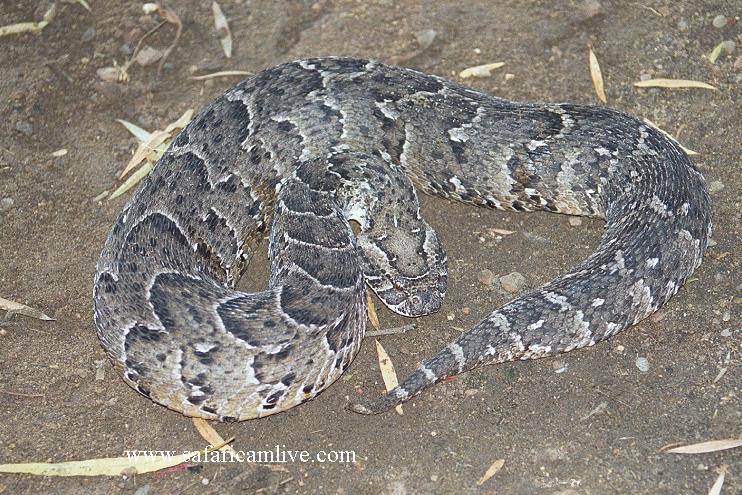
(0, 1, 739, 493)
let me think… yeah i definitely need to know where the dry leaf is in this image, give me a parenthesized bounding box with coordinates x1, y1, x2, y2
(163, 109, 194, 134)
(0, 3, 56, 36)
(116, 119, 152, 143)
(192, 418, 236, 454)
(712, 366, 727, 384)
(664, 438, 742, 454)
(191, 70, 252, 80)
(634, 79, 717, 90)
(0, 297, 54, 321)
(212, 2, 233, 58)
(642, 118, 698, 156)
(588, 47, 607, 103)
(109, 162, 154, 200)
(708, 467, 726, 495)
(477, 458, 505, 485)
(69, 0, 92, 12)
(119, 130, 170, 179)
(375, 340, 403, 415)
(459, 62, 505, 79)
(0, 21, 49, 36)
(708, 42, 724, 64)
(0, 452, 199, 477)
(366, 290, 380, 330)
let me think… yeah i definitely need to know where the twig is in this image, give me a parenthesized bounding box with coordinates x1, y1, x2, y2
(156, 6, 183, 79)
(365, 324, 415, 337)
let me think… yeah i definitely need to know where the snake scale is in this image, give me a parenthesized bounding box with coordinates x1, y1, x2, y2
(93, 57, 712, 421)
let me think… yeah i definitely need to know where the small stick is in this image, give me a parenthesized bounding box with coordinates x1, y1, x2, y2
(365, 324, 415, 337)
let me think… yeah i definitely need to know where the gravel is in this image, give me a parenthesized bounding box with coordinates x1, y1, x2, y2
(708, 180, 725, 193)
(415, 29, 437, 50)
(477, 269, 495, 287)
(81, 27, 96, 43)
(711, 14, 727, 28)
(15, 121, 33, 136)
(499, 272, 527, 293)
(635, 357, 650, 372)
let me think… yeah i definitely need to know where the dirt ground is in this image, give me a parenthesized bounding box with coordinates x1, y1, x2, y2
(0, 1, 739, 493)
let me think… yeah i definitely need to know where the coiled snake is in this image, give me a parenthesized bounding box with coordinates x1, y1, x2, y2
(93, 57, 712, 421)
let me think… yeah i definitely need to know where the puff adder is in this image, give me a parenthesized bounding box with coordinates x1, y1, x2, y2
(93, 57, 712, 421)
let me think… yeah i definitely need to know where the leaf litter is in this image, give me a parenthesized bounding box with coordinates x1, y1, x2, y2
(0, 297, 54, 321)
(588, 46, 607, 103)
(0, 439, 232, 477)
(212, 2, 233, 58)
(634, 79, 717, 90)
(0, 3, 56, 37)
(107, 109, 194, 200)
(459, 62, 505, 79)
(663, 438, 742, 454)
(375, 340, 403, 415)
(477, 458, 505, 485)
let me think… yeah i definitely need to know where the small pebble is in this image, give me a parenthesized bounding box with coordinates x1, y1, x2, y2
(708, 180, 724, 193)
(15, 121, 33, 136)
(568, 216, 582, 227)
(97, 67, 121, 83)
(635, 357, 650, 372)
(720, 40, 736, 55)
(0, 198, 14, 211)
(133, 484, 150, 495)
(712, 14, 727, 29)
(134, 45, 163, 67)
(720, 328, 732, 337)
(430, 474, 439, 482)
(579, 0, 603, 19)
(81, 27, 95, 42)
(721, 311, 730, 322)
(677, 19, 688, 31)
(446, 312, 455, 321)
(707, 239, 717, 247)
(552, 360, 568, 373)
(477, 269, 495, 287)
(464, 388, 479, 396)
(499, 272, 527, 293)
(639, 73, 652, 81)
(119, 43, 133, 56)
(415, 29, 437, 50)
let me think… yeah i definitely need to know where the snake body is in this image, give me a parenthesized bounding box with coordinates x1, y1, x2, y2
(93, 57, 712, 421)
